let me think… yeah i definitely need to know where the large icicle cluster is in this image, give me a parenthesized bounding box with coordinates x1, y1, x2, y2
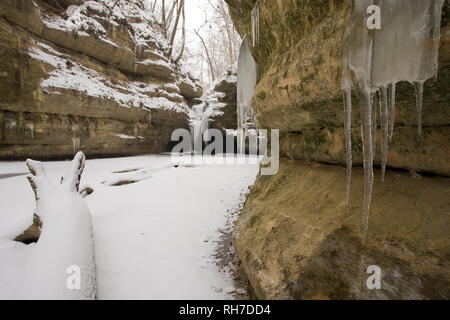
(251, 0, 260, 47)
(341, 0, 445, 243)
(237, 36, 258, 153)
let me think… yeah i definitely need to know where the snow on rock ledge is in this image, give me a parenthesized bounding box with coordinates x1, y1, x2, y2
(0, 0, 201, 159)
(193, 65, 238, 133)
(0, 0, 202, 100)
(28, 40, 188, 113)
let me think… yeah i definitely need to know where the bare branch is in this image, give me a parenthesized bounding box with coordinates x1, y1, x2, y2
(174, 0, 185, 63)
(194, 29, 215, 82)
(162, 0, 167, 38)
(168, 0, 184, 56)
(112, 0, 121, 10)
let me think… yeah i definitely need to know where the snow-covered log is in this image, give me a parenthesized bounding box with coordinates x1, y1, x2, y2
(16, 152, 96, 300)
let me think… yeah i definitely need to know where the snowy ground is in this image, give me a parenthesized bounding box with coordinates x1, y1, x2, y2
(0, 154, 259, 299)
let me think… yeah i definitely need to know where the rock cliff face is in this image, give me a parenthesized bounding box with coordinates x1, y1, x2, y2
(0, 0, 202, 159)
(210, 67, 238, 132)
(226, 0, 450, 299)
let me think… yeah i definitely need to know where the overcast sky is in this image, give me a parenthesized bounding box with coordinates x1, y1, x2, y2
(185, 0, 212, 31)
(182, 0, 217, 83)
(152, 0, 237, 86)
(184, 0, 215, 51)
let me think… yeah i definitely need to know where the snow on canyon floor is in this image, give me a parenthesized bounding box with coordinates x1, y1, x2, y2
(0, 154, 260, 299)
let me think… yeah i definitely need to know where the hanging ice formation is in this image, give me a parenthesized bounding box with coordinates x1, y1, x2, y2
(6, 120, 17, 135)
(134, 125, 139, 140)
(71, 124, 80, 154)
(341, 0, 444, 243)
(190, 103, 210, 154)
(251, 0, 260, 47)
(25, 122, 34, 139)
(72, 137, 81, 154)
(237, 35, 258, 153)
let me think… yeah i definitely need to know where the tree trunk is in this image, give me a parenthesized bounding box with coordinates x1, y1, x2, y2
(162, 0, 167, 38)
(168, 0, 183, 56)
(174, 1, 185, 63)
(195, 29, 215, 82)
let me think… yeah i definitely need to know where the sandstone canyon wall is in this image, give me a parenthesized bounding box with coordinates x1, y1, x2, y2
(210, 66, 238, 132)
(0, 0, 202, 160)
(226, 0, 450, 299)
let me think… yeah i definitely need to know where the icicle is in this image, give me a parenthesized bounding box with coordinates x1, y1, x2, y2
(72, 137, 80, 154)
(251, 0, 260, 47)
(413, 81, 425, 136)
(237, 36, 258, 153)
(72, 124, 79, 134)
(432, 0, 445, 80)
(6, 121, 17, 135)
(134, 125, 139, 140)
(380, 86, 389, 182)
(341, 19, 353, 206)
(257, 4, 259, 46)
(26, 122, 34, 139)
(358, 88, 374, 245)
(388, 82, 396, 142)
(71, 124, 80, 154)
(371, 91, 377, 161)
(343, 89, 352, 205)
(341, 0, 444, 243)
(191, 122, 202, 154)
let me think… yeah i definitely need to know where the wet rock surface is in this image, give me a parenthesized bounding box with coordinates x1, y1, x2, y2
(234, 159, 450, 299)
(226, 0, 450, 299)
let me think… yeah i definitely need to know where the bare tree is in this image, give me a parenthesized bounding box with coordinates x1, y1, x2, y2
(150, 0, 158, 12)
(174, 1, 186, 63)
(150, 0, 186, 62)
(168, 0, 184, 56)
(208, 0, 236, 65)
(148, 0, 241, 88)
(165, 0, 179, 32)
(162, 0, 167, 38)
(195, 29, 216, 83)
(190, 0, 241, 87)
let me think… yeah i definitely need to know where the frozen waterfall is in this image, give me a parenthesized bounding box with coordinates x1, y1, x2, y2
(189, 103, 210, 154)
(237, 35, 258, 154)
